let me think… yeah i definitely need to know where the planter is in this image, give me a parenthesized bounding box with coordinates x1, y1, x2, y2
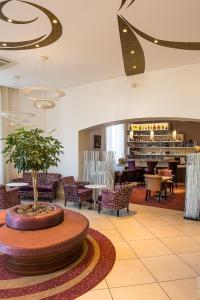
(6, 203, 64, 231)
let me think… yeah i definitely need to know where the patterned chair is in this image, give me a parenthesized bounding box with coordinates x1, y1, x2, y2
(0, 185, 20, 209)
(12, 173, 61, 202)
(98, 183, 136, 217)
(60, 176, 93, 209)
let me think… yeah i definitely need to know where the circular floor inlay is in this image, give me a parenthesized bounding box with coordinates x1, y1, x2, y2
(0, 228, 116, 300)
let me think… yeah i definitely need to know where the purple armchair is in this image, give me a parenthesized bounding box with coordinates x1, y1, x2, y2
(60, 176, 93, 209)
(98, 183, 136, 217)
(0, 185, 20, 209)
(12, 173, 61, 202)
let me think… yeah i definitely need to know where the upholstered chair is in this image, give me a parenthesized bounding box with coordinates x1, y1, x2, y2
(0, 185, 20, 209)
(98, 183, 136, 217)
(144, 161, 158, 175)
(60, 177, 92, 209)
(144, 175, 166, 202)
(168, 161, 179, 187)
(157, 169, 174, 194)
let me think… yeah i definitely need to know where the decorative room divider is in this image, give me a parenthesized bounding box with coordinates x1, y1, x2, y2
(185, 153, 200, 220)
(83, 151, 115, 190)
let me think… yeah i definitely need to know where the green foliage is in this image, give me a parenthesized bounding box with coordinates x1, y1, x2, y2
(2, 128, 64, 173)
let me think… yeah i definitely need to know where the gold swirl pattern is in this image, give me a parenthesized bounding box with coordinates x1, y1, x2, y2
(118, 0, 200, 76)
(0, 0, 62, 50)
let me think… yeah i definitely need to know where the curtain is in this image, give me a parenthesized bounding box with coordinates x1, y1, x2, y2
(106, 124, 125, 164)
(0, 86, 19, 184)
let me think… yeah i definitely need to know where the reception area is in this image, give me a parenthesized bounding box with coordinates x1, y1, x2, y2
(0, 0, 200, 299)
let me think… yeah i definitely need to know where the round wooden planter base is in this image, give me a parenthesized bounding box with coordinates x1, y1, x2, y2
(0, 210, 89, 276)
(5, 242, 84, 276)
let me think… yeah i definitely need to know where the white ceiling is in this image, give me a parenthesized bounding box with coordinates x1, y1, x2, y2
(0, 0, 200, 89)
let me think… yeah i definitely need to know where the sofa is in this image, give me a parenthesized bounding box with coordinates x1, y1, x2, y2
(60, 176, 93, 208)
(12, 173, 61, 202)
(0, 185, 20, 209)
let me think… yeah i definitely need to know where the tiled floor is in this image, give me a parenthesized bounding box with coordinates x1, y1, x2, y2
(58, 201, 200, 299)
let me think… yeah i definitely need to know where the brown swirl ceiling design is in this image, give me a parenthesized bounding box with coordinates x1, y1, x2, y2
(0, 0, 62, 50)
(118, 0, 200, 76)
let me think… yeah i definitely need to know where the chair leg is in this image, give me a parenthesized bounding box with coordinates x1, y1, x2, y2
(159, 192, 161, 202)
(165, 187, 167, 199)
(117, 209, 119, 217)
(98, 205, 101, 214)
(145, 190, 148, 201)
(65, 199, 66, 206)
(79, 202, 82, 209)
(127, 206, 129, 214)
(149, 190, 151, 198)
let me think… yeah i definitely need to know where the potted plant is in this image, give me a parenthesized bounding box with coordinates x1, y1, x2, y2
(2, 128, 64, 230)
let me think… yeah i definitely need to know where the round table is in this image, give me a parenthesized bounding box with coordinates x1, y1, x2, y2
(0, 210, 89, 275)
(6, 182, 28, 188)
(85, 184, 106, 210)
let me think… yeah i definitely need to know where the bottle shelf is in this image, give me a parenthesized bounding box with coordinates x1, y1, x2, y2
(128, 147, 195, 149)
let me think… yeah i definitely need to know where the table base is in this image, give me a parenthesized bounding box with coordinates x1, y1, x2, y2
(5, 242, 84, 276)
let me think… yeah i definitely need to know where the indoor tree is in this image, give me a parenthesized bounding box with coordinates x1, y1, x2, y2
(2, 127, 63, 209)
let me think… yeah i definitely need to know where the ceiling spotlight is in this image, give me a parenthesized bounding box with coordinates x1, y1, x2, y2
(154, 40, 158, 44)
(130, 50, 135, 54)
(35, 44, 40, 48)
(133, 65, 137, 69)
(7, 18, 13, 23)
(2, 43, 7, 47)
(52, 19, 58, 24)
(123, 28, 128, 33)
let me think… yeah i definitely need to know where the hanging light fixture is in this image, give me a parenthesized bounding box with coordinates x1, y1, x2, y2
(0, 111, 35, 123)
(20, 56, 65, 109)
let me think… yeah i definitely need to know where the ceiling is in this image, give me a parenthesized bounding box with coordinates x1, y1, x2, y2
(0, 0, 200, 89)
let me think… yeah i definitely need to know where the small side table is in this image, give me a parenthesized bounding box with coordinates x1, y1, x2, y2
(6, 182, 28, 189)
(85, 184, 106, 210)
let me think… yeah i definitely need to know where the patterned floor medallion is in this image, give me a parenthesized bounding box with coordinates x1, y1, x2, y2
(0, 228, 116, 300)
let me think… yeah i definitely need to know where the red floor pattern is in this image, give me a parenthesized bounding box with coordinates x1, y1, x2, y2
(0, 228, 116, 300)
(130, 185, 185, 211)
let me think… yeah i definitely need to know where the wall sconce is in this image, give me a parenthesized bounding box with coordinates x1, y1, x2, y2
(173, 130, 177, 141)
(150, 130, 154, 141)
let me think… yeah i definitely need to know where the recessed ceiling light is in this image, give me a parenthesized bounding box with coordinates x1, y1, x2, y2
(52, 19, 58, 24)
(35, 44, 40, 48)
(130, 50, 135, 54)
(133, 65, 137, 69)
(123, 29, 128, 33)
(2, 43, 7, 47)
(7, 19, 13, 23)
(154, 40, 158, 43)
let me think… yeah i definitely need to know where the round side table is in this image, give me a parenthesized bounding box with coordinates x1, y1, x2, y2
(85, 184, 106, 210)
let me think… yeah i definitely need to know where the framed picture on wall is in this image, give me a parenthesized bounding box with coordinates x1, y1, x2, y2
(94, 135, 101, 149)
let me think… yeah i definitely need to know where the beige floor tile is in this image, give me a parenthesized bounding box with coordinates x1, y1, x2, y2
(129, 239, 172, 258)
(89, 219, 115, 230)
(99, 229, 124, 242)
(77, 289, 112, 300)
(179, 252, 200, 273)
(110, 283, 170, 300)
(160, 215, 193, 225)
(110, 217, 143, 229)
(92, 279, 108, 290)
(148, 225, 185, 238)
(160, 278, 199, 300)
(106, 259, 155, 288)
(161, 236, 200, 254)
(192, 235, 200, 243)
(118, 227, 155, 241)
(175, 224, 200, 236)
(141, 255, 196, 281)
(113, 241, 137, 260)
(135, 216, 168, 227)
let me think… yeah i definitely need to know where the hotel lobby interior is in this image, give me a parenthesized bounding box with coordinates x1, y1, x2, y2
(0, 0, 200, 299)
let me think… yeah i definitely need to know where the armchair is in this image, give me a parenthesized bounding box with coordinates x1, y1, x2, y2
(98, 183, 136, 217)
(60, 176, 93, 209)
(0, 185, 20, 209)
